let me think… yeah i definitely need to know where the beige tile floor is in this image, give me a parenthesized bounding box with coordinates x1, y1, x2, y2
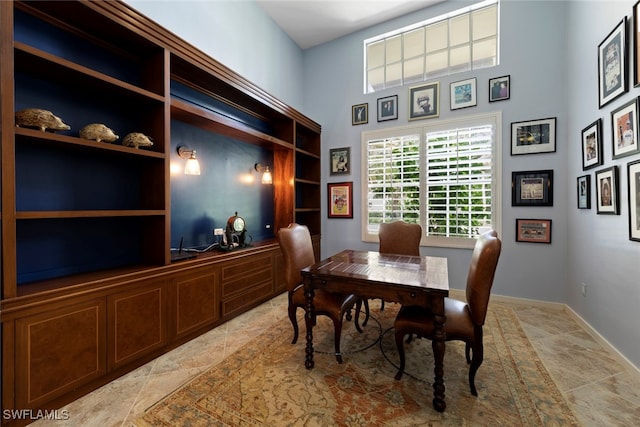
(29, 292, 640, 427)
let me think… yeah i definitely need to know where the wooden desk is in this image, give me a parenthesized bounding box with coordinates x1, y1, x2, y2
(301, 249, 449, 412)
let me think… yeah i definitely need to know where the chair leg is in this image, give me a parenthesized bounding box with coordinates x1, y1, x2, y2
(394, 329, 407, 380)
(380, 299, 385, 311)
(354, 298, 370, 332)
(468, 341, 483, 396)
(465, 342, 471, 364)
(289, 305, 299, 344)
(332, 316, 344, 364)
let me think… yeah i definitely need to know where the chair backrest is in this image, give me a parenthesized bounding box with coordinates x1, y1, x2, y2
(465, 230, 502, 326)
(277, 223, 316, 292)
(378, 221, 422, 256)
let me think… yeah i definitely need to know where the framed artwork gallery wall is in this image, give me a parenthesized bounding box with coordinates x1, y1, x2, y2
(0, 0, 322, 421)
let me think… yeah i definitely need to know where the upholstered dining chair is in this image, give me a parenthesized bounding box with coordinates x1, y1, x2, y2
(278, 223, 359, 364)
(377, 221, 422, 311)
(393, 230, 502, 396)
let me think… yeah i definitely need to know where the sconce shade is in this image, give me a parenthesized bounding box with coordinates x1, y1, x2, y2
(255, 163, 273, 185)
(178, 145, 201, 176)
(261, 167, 272, 184)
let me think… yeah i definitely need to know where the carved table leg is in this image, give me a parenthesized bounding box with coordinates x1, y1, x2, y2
(304, 280, 315, 369)
(432, 296, 446, 412)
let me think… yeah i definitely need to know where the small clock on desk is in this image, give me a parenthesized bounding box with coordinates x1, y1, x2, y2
(225, 212, 248, 248)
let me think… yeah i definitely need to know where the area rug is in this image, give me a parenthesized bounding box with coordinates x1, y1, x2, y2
(135, 303, 580, 426)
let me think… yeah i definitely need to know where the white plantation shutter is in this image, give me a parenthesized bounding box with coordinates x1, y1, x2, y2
(362, 113, 501, 248)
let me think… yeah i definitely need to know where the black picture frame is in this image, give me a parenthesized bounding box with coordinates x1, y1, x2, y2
(329, 147, 350, 176)
(489, 75, 510, 102)
(634, 1, 640, 87)
(627, 159, 640, 240)
(512, 170, 554, 207)
(352, 103, 368, 125)
(450, 77, 477, 110)
(511, 117, 557, 156)
(377, 95, 398, 122)
(598, 17, 628, 108)
(516, 218, 552, 244)
(581, 118, 603, 170)
(408, 82, 439, 120)
(595, 166, 619, 215)
(611, 97, 640, 159)
(577, 175, 591, 209)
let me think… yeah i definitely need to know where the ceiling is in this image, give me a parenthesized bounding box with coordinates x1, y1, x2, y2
(256, 0, 445, 50)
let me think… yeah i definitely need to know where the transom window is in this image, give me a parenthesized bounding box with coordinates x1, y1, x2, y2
(365, 0, 498, 93)
(361, 112, 502, 248)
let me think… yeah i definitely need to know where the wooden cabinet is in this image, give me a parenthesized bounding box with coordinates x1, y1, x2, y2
(0, 1, 320, 423)
(14, 298, 107, 409)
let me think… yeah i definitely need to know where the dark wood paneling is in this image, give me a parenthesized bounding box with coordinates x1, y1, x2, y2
(173, 268, 219, 338)
(108, 280, 166, 370)
(15, 299, 106, 408)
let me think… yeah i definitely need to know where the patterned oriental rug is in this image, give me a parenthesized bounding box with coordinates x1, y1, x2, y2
(135, 303, 580, 426)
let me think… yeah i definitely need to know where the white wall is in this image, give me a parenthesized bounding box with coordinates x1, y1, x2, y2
(565, 0, 640, 368)
(303, 0, 570, 303)
(123, 0, 305, 112)
(121, 0, 640, 368)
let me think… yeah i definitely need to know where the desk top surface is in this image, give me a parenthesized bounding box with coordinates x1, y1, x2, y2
(302, 250, 449, 292)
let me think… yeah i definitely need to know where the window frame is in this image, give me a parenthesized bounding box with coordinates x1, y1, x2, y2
(360, 111, 502, 249)
(364, 0, 499, 94)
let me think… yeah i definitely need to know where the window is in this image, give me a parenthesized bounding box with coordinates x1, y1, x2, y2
(364, 0, 498, 93)
(362, 112, 502, 248)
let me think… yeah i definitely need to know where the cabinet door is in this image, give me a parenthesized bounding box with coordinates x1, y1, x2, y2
(171, 267, 220, 339)
(15, 298, 107, 409)
(107, 279, 167, 370)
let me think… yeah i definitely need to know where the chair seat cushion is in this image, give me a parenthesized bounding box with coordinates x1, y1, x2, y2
(292, 286, 358, 316)
(395, 297, 475, 341)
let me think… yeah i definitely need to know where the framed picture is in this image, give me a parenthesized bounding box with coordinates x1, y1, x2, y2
(512, 169, 554, 207)
(598, 17, 627, 108)
(450, 77, 477, 110)
(409, 82, 439, 120)
(577, 175, 591, 209)
(511, 117, 557, 155)
(328, 182, 353, 218)
(627, 159, 640, 240)
(635, 1, 640, 86)
(489, 75, 510, 102)
(377, 95, 398, 122)
(329, 147, 350, 175)
(581, 118, 603, 170)
(352, 103, 368, 125)
(595, 166, 619, 215)
(611, 97, 640, 159)
(516, 219, 552, 244)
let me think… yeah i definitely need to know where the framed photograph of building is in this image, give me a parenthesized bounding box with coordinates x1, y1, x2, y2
(516, 219, 552, 244)
(581, 118, 603, 170)
(611, 97, 639, 159)
(628, 159, 640, 240)
(329, 147, 350, 175)
(598, 17, 627, 108)
(450, 77, 476, 110)
(377, 95, 398, 122)
(409, 82, 439, 120)
(328, 182, 353, 218)
(489, 75, 510, 102)
(577, 175, 591, 209)
(512, 169, 554, 207)
(511, 117, 557, 155)
(352, 103, 368, 125)
(595, 166, 619, 214)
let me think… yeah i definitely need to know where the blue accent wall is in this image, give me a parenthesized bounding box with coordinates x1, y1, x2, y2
(170, 120, 274, 250)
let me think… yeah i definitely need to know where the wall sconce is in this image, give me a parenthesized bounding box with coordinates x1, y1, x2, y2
(177, 145, 201, 175)
(254, 163, 272, 185)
